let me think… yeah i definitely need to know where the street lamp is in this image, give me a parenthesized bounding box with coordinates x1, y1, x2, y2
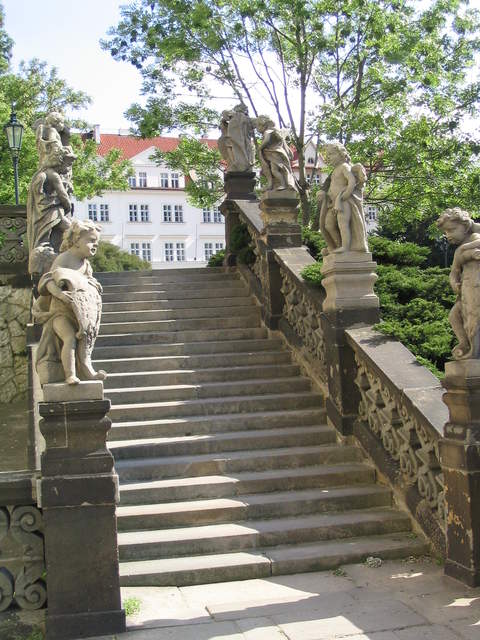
(4, 107, 24, 205)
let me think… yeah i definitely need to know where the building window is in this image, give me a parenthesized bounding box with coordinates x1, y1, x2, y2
(176, 242, 185, 261)
(213, 207, 222, 223)
(88, 204, 98, 221)
(140, 204, 150, 222)
(160, 173, 169, 188)
(165, 242, 174, 262)
(129, 204, 138, 222)
(313, 174, 321, 185)
(203, 208, 212, 223)
(307, 156, 315, 165)
(174, 205, 183, 223)
(215, 242, 224, 252)
(366, 205, 377, 221)
(204, 242, 213, 261)
(171, 173, 179, 188)
(100, 204, 109, 222)
(142, 242, 152, 262)
(138, 171, 147, 187)
(163, 205, 172, 222)
(128, 175, 136, 188)
(130, 242, 140, 257)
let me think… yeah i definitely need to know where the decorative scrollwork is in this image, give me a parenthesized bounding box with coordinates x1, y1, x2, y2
(280, 269, 327, 383)
(0, 213, 28, 266)
(0, 568, 14, 612)
(14, 563, 47, 611)
(10, 506, 44, 559)
(353, 351, 446, 530)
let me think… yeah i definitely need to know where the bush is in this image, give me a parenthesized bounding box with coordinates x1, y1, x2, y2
(230, 223, 256, 265)
(302, 228, 326, 260)
(207, 249, 225, 267)
(300, 262, 324, 287)
(91, 241, 151, 272)
(368, 235, 430, 267)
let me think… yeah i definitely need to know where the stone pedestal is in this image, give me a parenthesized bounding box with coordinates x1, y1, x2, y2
(38, 383, 125, 639)
(321, 251, 379, 312)
(224, 171, 257, 200)
(440, 359, 480, 587)
(259, 189, 299, 228)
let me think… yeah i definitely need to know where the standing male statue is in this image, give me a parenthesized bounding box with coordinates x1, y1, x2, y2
(218, 103, 255, 173)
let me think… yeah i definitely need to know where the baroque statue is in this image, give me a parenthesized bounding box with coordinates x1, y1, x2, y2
(253, 115, 297, 193)
(437, 207, 480, 360)
(27, 112, 76, 276)
(318, 142, 368, 254)
(32, 219, 106, 386)
(218, 104, 255, 173)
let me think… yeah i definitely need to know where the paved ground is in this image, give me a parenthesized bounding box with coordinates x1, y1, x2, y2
(4, 557, 479, 639)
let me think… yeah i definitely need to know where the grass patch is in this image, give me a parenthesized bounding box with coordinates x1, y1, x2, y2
(123, 596, 141, 617)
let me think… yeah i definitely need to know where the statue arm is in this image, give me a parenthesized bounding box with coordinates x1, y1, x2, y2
(340, 164, 357, 200)
(48, 171, 71, 213)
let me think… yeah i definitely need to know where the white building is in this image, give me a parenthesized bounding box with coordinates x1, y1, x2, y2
(73, 131, 226, 269)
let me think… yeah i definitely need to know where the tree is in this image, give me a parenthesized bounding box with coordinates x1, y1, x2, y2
(103, 0, 480, 227)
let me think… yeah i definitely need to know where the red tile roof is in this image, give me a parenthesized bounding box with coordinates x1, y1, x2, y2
(97, 134, 217, 159)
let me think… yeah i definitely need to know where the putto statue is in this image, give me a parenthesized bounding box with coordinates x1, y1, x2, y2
(253, 116, 296, 193)
(318, 142, 368, 254)
(32, 219, 106, 386)
(27, 111, 76, 276)
(437, 208, 480, 360)
(218, 104, 255, 173)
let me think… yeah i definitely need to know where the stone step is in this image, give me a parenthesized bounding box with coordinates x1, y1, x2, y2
(96, 327, 268, 347)
(101, 279, 245, 294)
(99, 314, 260, 336)
(94, 337, 284, 360)
(116, 485, 392, 531)
(109, 391, 323, 422)
(108, 407, 326, 440)
(104, 364, 300, 389)
(101, 305, 260, 324)
(118, 509, 410, 560)
(102, 286, 248, 303)
(102, 296, 255, 312)
(118, 534, 428, 586)
(96, 267, 226, 282)
(109, 425, 333, 460)
(114, 443, 362, 482)
(97, 350, 292, 375)
(106, 377, 311, 405)
(118, 462, 374, 504)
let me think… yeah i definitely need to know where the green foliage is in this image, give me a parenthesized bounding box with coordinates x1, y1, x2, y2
(302, 228, 326, 261)
(90, 241, 151, 272)
(300, 262, 324, 287)
(150, 136, 222, 209)
(123, 596, 141, 617)
(368, 236, 430, 267)
(230, 222, 256, 265)
(207, 249, 225, 267)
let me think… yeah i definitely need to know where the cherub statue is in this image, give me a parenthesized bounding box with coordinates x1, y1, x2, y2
(27, 112, 76, 276)
(318, 142, 368, 254)
(218, 104, 255, 173)
(253, 115, 296, 192)
(437, 208, 480, 360)
(32, 219, 106, 386)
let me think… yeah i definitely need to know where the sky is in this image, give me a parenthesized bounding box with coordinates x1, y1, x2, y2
(3, 0, 144, 132)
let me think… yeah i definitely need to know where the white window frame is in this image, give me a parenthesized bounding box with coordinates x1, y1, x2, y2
(164, 242, 174, 262)
(128, 175, 136, 188)
(203, 208, 212, 223)
(88, 204, 98, 222)
(129, 204, 138, 222)
(176, 242, 185, 261)
(138, 171, 147, 188)
(174, 205, 183, 223)
(171, 173, 180, 188)
(140, 204, 150, 222)
(141, 242, 152, 262)
(99, 203, 109, 222)
(204, 242, 214, 261)
(160, 173, 169, 188)
(215, 242, 224, 252)
(130, 242, 140, 257)
(163, 205, 172, 222)
(213, 207, 222, 223)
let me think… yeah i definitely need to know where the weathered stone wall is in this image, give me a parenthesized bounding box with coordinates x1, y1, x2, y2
(0, 284, 31, 403)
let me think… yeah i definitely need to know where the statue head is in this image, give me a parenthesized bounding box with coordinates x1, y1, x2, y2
(323, 142, 351, 165)
(254, 115, 276, 133)
(46, 111, 65, 131)
(437, 207, 474, 245)
(60, 219, 101, 257)
(233, 103, 248, 115)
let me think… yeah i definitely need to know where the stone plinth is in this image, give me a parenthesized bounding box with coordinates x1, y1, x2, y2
(259, 189, 299, 228)
(321, 251, 379, 313)
(440, 359, 480, 586)
(38, 396, 125, 639)
(224, 171, 257, 201)
(42, 380, 104, 402)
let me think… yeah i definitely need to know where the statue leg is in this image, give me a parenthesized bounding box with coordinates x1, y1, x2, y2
(449, 302, 470, 359)
(324, 211, 341, 252)
(334, 203, 352, 253)
(77, 338, 107, 381)
(52, 316, 79, 384)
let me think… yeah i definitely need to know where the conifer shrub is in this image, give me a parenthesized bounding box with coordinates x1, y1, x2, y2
(91, 241, 151, 272)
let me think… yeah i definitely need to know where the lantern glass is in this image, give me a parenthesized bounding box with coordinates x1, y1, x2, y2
(4, 113, 24, 155)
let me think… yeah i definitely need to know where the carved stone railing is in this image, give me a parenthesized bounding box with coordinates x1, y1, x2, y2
(0, 205, 28, 278)
(347, 327, 447, 553)
(0, 471, 46, 613)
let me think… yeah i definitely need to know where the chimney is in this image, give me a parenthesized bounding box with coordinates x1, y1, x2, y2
(94, 124, 101, 144)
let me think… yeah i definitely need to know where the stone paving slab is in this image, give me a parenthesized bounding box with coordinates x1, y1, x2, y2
(3, 559, 480, 639)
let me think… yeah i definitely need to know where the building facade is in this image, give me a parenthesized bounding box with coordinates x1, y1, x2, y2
(73, 132, 226, 269)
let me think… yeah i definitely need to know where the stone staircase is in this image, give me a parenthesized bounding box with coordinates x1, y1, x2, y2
(93, 267, 427, 587)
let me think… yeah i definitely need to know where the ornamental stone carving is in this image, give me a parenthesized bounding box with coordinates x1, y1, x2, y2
(27, 111, 76, 276)
(32, 219, 106, 386)
(0, 505, 46, 612)
(437, 207, 480, 360)
(218, 104, 255, 173)
(319, 142, 368, 255)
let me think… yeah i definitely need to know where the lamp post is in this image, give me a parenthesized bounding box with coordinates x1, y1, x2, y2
(4, 107, 24, 205)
